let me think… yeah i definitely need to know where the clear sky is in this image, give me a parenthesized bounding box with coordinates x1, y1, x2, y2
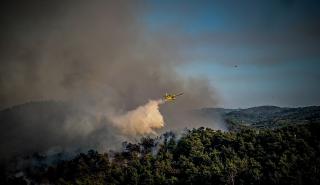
(144, 0, 320, 108)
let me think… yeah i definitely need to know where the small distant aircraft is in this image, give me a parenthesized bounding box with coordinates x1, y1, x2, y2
(163, 92, 184, 102)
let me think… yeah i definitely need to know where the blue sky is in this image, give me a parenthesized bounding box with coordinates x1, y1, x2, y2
(144, 0, 320, 108)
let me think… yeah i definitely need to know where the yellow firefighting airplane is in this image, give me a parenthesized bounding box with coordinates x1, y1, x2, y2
(163, 92, 184, 102)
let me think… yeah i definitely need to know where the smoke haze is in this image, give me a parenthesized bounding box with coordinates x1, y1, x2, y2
(0, 0, 221, 161)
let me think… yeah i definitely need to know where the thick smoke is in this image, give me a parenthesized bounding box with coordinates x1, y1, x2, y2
(0, 0, 222, 162)
(110, 99, 165, 136)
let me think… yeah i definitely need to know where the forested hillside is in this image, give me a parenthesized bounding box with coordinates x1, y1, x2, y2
(198, 106, 320, 129)
(6, 122, 320, 185)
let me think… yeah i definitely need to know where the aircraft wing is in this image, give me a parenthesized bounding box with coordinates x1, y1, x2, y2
(176, 93, 184, 96)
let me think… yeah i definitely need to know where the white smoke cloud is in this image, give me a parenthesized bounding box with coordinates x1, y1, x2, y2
(110, 99, 165, 136)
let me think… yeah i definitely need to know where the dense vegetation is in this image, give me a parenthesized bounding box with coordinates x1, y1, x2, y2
(7, 122, 320, 185)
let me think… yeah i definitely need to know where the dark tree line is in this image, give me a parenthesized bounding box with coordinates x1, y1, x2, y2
(5, 122, 320, 185)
